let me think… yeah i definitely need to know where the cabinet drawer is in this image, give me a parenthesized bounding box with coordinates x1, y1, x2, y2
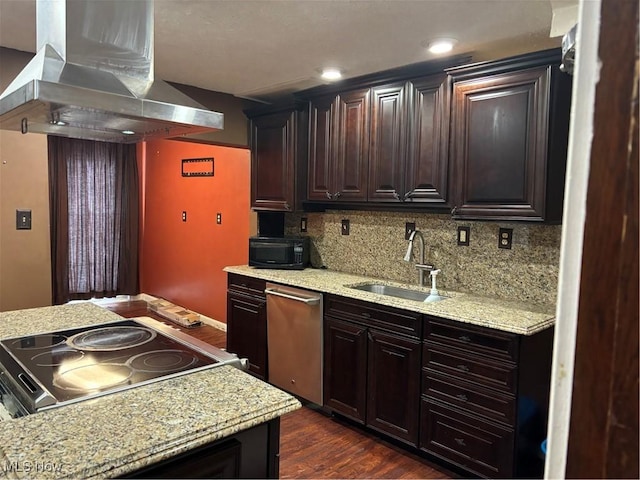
(422, 370, 516, 426)
(228, 274, 266, 298)
(424, 343, 517, 393)
(325, 295, 422, 338)
(420, 399, 514, 478)
(425, 317, 518, 362)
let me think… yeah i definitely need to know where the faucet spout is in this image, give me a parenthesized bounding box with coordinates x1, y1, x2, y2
(403, 230, 431, 287)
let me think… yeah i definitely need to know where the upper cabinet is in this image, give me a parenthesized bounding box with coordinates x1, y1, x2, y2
(246, 104, 307, 211)
(369, 74, 450, 204)
(448, 51, 572, 222)
(308, 89, 370, 202)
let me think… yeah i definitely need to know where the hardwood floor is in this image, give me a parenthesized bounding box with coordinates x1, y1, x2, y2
(101, 299, 455, 479)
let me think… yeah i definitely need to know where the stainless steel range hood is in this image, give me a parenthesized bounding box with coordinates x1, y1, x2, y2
(0, 0, 223, 143)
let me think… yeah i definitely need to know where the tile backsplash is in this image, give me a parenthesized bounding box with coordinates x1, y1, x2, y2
(285, 211, 561, 306)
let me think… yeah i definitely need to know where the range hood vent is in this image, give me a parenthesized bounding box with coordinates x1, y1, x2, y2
(0, 0, 223, 143)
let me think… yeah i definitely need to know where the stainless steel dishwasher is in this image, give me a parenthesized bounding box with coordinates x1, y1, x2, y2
(265, 282, 323, 405)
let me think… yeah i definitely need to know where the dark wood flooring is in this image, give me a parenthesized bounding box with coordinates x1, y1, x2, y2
(102, 299, 455, 479)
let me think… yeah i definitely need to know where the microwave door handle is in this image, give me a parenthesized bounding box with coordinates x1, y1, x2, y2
(264, 288, 320, 305)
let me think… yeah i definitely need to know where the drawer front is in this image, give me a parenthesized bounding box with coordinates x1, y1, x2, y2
(228, 273, 267, 298)
(422, 370, 516, 426)
(424, 343, 517, 393)
(425, 316, 518, 362)
(420, 399, 515, 478)
(325, 295, 422, 338)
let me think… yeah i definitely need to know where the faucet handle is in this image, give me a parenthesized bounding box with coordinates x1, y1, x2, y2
(415, 264, 434, 271)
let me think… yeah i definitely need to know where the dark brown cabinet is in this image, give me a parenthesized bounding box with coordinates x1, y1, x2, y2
(420, 316, 554, 478)
(307, 89, 370, 202)
(368, 74, 451, 204)
(448, 51, 572, 222)
(323, 294, 422, 446)
(246, 104, 307, 211)
(226, 274, 267, 380)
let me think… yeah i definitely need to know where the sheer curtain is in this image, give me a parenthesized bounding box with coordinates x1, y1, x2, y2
(48, 137, 139, 304)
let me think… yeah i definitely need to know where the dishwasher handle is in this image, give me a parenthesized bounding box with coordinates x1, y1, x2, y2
(264, 287, 320, 305)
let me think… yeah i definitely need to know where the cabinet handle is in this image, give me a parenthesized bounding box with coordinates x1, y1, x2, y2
(403, 190, 414, 201)
(456, 393, 468, 402)
(284, 202, 291, 211)
(451, 206, 458, 216)
(458, 335, 472, 342)
(361, 312, 371, 318)
(454, 437, 467, 447)
(457, 364, 470, 372)
(392, 191, 400, 201)
(334, 191, 342, 200)
(326, 191, 332, 200)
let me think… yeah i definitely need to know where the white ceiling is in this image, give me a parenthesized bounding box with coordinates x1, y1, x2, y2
(0, 0, 574, 102)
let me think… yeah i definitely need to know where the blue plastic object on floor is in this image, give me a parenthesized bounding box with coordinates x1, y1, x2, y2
(541, 439, 548, 456)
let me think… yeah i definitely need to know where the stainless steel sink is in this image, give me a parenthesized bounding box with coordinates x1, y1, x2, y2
(349, 283, 447, 303)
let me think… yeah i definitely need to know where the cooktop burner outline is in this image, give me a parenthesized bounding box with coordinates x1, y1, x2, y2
(32, 348, 85, 367)
(9, 334, 68, 350)
(53, 363, 134, 393)
(66, 326, 157, 351)
(127, 349, 199, 373)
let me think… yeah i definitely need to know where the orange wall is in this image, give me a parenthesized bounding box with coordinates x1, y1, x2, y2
(139, 139, 251, 323)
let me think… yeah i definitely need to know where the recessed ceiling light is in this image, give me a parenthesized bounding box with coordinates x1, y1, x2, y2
(321, 68, 342, 81)
(427, 39, 457, 54)
(121, 130, 135, 135)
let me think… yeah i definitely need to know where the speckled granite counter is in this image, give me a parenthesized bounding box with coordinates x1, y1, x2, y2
(224, 265, 555, 335)
(0, 303, 301, 479)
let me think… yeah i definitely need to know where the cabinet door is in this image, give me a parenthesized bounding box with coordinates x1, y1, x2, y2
(404, 74, 451, 204)
(451, 67, 550, 220)
(227, 292, 267, 380)
(323, 317, 368, 423)
(334, 88, 370, 201)
(368, 82, 407, 202)
(250, 110, 296, 211)
(366, 329, 421, 445)
(307, 95, 336, 201)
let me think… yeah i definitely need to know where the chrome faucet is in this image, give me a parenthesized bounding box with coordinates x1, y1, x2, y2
(403, 230, 433, 287)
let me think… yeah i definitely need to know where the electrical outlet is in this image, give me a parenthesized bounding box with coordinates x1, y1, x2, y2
(16, 209, 31, 230)
(457, 226, 470, 246)
(216, 213, 222, 224)
(341, 219, 350, 235)
(498, 228, 513, 249)
(300, 217, 307, 233)
(182, 211, 187, 222)
(405, 222, 416, 240)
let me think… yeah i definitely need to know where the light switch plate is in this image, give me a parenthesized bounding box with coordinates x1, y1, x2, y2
(457, 226, 470, 246)
(405, 222, 416, 240)
(341, 219, 350, 235)
(300, 217, 307, 232)
(16, 209, 31, 230)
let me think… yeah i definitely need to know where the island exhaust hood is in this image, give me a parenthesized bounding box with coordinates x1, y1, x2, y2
(0, 0, 223, 143)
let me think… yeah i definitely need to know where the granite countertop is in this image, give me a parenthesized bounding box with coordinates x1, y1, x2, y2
(224, 265, 555, 335)
(0, 303, 301, 479)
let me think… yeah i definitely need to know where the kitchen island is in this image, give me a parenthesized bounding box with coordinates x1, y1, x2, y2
(0, 303, 301, 479)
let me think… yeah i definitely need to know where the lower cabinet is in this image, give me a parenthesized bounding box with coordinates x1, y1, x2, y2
(323, 295, 422, 446)
(226, 274, 268, 380)
(123, 419, 281, 479)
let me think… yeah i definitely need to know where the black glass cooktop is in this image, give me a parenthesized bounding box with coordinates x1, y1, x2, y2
(0, 319, 218, 405)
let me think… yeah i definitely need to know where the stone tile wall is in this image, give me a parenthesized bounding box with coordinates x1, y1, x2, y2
(284, 211, 561, 306)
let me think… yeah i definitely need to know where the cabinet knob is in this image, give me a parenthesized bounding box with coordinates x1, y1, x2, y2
(457, 364, 470, 372)
(334, 191, 342, 200)
(326, 191, 332, 200)
(454, 437, 467, 447)
(291, 379, 296, 384)
(392, 191, 400, 201)
(284, 202, 291, 211)
(458, 335, 472, 343)
(456, 393, 468, 402)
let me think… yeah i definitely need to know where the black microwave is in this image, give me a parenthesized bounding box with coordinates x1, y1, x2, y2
(249, 236, 310, 270)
